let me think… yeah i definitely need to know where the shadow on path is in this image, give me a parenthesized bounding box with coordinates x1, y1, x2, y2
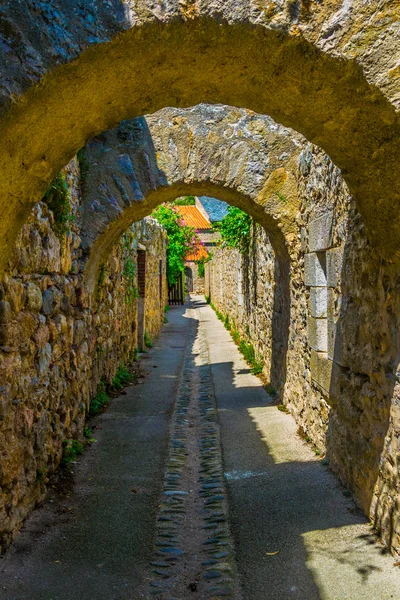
(195, 296, 400, 600)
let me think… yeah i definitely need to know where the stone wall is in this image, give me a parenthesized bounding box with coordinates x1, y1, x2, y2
(0, 160, 167, 551)
(205, 146, 400, 558)
(185, 261, 204, 295)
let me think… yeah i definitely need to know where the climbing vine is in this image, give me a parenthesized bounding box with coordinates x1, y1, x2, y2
(214, 206, 252, 253)
(151, 205, 202, 284)
(123, 256, 139, 304)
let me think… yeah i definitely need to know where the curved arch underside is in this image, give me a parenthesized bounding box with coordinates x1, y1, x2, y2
(0, 10, 399, 270)
(81, 104, 302, 289)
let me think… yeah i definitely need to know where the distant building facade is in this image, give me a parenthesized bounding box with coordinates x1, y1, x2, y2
(176, 197, 228, 293)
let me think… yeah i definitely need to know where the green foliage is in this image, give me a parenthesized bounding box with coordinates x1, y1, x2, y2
(97, 264, 107, 290)
(36, 467, 47, 482)
(208, 303, 265, 377)
(84, 427, 96, 443)
(172, 196, 196, 206)
(275, 191, 287, 204)
(89, 381, 109, 415)
(250, 359, 264, 375)
(123, 256, 139, 304)
(61, 439, 84, 466)
(164, 316, 169, 324)
(239, 339, 256, 364)
(129, 348, 139, 363)
(144, 331, 153, 348)
(197, 253, 212, 278)
(231, 328, 240, 343)
(265, 384, 278, 397)
(151, 205, 201, 284)
(164, 305, 170, 313)
(216, 207, 252, 254)
(224, 314, 231, 331)
(205, 295, 211, 304)
(77, 148, 90, 186)
(43, 172, 75, 237)
(112, 364, 132, 390)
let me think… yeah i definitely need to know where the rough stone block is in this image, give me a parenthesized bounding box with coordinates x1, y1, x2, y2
(308, 316, 328, 352)
(328, 317, 347, 367)
(304, 253, 327, 287)
(0, 301, 11, 323)
(310, 287, 327, 318)
(310, 350, 332, 395)
(327, 288, 341, 318)
(26, 282, 42, 312)
(308, 212, 334, 252)
(327, 246, 344, 288)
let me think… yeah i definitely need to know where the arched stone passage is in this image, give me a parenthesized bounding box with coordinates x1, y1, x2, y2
(80, 105, 302, 291)
(0, 5, 400, 271)
(81, 104, 297, 391)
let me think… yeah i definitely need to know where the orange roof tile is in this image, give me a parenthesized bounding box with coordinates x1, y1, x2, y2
(186, 245, 209, 262)
(175, 205, 212, 229)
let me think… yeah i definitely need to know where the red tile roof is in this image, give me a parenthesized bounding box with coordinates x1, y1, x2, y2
(186, 245, 209, 262)
(175, 205, 212, 229)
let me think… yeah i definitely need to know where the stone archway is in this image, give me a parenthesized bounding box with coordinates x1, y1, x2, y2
(0, 3, 399, 272)
(80, 104, 303, 290)
(80, 103, 302, 392)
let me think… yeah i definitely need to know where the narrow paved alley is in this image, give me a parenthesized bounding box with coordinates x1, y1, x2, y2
(1, 297, 400, 599)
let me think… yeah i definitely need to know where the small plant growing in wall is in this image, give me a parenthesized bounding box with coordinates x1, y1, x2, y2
(123, 256, 139, 305)
(77, 148, 90, 188)
(89, 381, 109, 415)
(144, 331, 153, 348)
(61, 439, 84, 466)
(43, 172, 75, 237)
(111, 364, 133, 390)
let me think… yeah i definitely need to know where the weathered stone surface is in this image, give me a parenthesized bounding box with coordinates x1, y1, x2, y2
(304, 253, 327, 287)
(308, 213, 334, 252)
(0, 2, 399, 272)
(308, 317, 328, 353)
(81, 104, 302, 290)
(326, 247, 344, 289)
(310, 287, 327, 319)
(25, 282, 42, 312)
(207, 140, 400, 560)
(0, 159, 167, 551)
(0, 301, 11, 324)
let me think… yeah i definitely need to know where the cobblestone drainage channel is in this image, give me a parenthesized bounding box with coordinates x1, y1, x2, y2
(147, 305, 241, 599)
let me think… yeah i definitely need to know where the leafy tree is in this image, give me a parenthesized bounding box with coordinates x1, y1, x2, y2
(152, 205, 202, 284)
(172, 196, 196, 206)
(215, 206, 252, 253)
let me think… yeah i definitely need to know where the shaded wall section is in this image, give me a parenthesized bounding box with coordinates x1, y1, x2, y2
(0, 159, 167, 551)
(206, 146, 400, 559)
